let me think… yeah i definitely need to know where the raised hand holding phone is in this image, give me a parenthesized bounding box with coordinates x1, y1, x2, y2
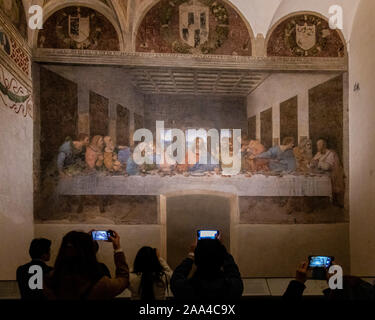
(109, 230, 121, 250)
(295, 261, 309, 284)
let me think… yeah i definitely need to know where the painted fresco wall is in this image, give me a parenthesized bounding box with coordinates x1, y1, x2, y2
(0, 0, 27, 39)
(28, 5, 352, 278)
(34, 65, 145, 224)
(246, 72, 348, 224)
(267, 13, 345, 57)
(0, 2, 33, 279)
(32, 8, 348, 231)
(144, 94, 247, 134)
(38, 6, 120, 50)
(136, 0, 252, 55)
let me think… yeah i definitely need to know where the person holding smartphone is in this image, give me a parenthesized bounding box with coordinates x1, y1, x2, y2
(283, 259, 375, 301)
(170, 231, 243, 301)
(44, 230, 129, 300)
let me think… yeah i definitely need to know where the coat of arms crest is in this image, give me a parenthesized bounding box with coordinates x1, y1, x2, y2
(296, 22, 316, 51)
(68, 8, 90, 43)
(179, 0, 209, 48)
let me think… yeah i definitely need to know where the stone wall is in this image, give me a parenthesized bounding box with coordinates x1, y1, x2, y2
(0, 10, 33, 279)
(349, 0, 375, 276)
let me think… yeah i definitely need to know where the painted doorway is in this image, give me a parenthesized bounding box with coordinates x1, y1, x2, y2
(159, 190, 239, 269)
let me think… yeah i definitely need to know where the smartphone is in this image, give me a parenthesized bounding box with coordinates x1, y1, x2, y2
(308, 256, 334, 269)
(91, 230, 114, 241)
(197, 230, 219, 240)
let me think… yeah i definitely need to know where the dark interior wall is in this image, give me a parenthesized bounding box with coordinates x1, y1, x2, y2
(90, 91, 109, 137)
(36, 195, 158, 224)
(239, 196, 345, 224)
(280, 96, 298, 144)
(309, 75, 343, 160)
(116, 104, 130, 146)
(134, 113, 144, 132)
(247, 115, 256, 140)
(260, 107, 273, 149)
(144, 94, 247, 134)
(40, 67, 78, 171)
(166, 195, 231, 269)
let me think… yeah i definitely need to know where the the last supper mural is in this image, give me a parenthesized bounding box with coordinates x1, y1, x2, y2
(35, 68, 346, 225)
(34, 5, 348, 226)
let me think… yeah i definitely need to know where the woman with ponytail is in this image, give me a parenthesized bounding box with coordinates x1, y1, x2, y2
(129, 247, 173, 301)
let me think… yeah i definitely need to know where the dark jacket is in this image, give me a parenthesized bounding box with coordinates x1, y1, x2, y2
(98, 262, 111, 278)
(282, 280, 306, 301)
(171, 253, 243, 301)
(16, 260, 53, 300)
(43, 252, 129, 300)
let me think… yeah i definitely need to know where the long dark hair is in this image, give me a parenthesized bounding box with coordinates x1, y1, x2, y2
(49, 231, 102, 298)
(133, 247, 165, 301)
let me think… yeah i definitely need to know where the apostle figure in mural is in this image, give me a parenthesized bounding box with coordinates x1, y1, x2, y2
(126, 140, 158, 176)
(310, 139, 345, 207)
(57, 134, 89, 177)
(293, 137, 313, 172)
(85, 135, 105, 170)
(242, 140, 269, 172)
(188, 140, 219, 173)
(251, 137, 296, 173)
(103, 136, 122, 172)
(175, 148, 196, 174)
(118, 146, 132, 166)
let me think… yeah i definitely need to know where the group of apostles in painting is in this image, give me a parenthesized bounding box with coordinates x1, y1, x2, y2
(56, 133, 345, 206)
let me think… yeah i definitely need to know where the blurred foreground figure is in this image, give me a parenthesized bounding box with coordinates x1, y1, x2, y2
(44, 231, 129, 300)
(171, 239, 243, 301)
(17, 238, 53, 300)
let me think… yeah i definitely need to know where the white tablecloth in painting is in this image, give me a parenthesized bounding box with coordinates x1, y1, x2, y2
(57, 174, 332, 197)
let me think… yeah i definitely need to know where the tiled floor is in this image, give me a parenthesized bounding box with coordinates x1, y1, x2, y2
(2, 278, 358, 299)
(3, 278, 374, 299)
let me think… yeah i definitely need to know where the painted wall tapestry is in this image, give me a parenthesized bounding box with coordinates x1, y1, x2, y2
(260, 107, 272, 149)
(267, 14, 345, 57)
(38, 6, 120, 50)
(280, 96, 298, 145)
(116, 104, 130, 147)
(247, 116, 256, 141)
(136, 0, 252, 55)
(0, 0, 27, 39)
(0, 27, 30, 76)
(0, 29, 10, 54)
(0, 65, 32, 118)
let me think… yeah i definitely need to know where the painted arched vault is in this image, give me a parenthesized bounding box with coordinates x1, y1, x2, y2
(266, 12, 346, 57)
(37, 6, 120, 50)
(135, 0, 253, 56)
(0, 0, 27, 39)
